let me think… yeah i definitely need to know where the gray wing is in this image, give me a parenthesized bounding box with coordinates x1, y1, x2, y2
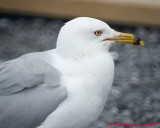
(0, 51, 67, 128)
(0, 51, 60, 95)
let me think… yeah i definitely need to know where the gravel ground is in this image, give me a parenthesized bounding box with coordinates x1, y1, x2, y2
(0, 14, 160, 128)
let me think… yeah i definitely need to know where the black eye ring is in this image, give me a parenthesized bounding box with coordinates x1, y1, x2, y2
(94, 30, 102, 36)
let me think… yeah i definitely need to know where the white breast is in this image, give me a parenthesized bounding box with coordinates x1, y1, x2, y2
(44, 51, 114, 128)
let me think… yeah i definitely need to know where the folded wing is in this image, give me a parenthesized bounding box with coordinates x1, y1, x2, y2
(0, 51, 67, 128)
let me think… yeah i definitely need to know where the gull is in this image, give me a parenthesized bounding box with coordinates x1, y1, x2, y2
(0, 17, 144, 128)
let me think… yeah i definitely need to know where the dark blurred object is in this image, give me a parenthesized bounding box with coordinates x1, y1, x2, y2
(0, 0, 160, 27)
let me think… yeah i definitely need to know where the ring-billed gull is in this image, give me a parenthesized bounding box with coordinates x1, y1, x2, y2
(0, 17, 144, 128)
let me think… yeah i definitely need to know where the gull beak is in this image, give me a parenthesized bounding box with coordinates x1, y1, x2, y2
(103, 31, 144, 46)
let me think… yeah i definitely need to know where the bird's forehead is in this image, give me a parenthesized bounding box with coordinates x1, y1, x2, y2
(65, 17, 110, 31)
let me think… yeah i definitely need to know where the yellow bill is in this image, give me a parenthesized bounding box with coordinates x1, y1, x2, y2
(103, 31, 144, 46)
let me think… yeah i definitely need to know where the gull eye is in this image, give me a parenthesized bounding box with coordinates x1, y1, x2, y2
(94, 30, 102, 36)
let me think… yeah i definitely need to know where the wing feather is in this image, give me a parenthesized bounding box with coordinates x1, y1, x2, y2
(0, 52, 60, 95)
(0, 51, 68, 128)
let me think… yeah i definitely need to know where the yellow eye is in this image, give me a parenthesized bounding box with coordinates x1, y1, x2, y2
(94, 30, 102, 36)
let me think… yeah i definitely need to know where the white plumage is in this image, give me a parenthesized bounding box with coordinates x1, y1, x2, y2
(38, 17, 115, 128)
(0, 17, 143, 128)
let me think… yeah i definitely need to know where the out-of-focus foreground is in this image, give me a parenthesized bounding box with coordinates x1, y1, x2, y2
(0, 0, 160, 27)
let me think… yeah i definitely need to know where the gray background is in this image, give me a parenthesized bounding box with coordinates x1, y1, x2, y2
(0, 14, 159, 128)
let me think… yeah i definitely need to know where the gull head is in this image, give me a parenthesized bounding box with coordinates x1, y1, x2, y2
(56, 17, 144, 58)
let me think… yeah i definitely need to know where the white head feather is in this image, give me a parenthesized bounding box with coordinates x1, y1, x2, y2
(56, 17, 115, 58)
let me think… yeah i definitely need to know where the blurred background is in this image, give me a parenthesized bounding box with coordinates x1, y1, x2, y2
(0, 0, 160, 128)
